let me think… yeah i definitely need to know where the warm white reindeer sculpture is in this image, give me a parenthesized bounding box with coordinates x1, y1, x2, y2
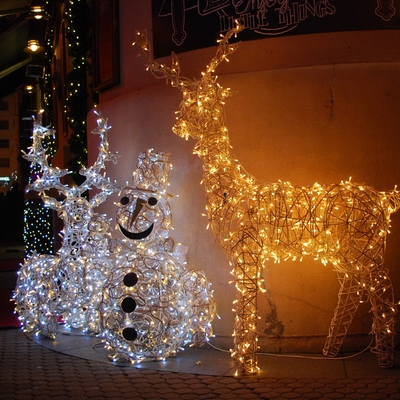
(15, 111, 120, 336)
(135, 25, 399, 374)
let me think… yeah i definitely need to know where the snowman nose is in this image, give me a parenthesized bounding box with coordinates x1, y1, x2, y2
(130, 198, 146, 225)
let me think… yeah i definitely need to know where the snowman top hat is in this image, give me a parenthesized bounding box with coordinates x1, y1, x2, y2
(132, 149, 171, 194)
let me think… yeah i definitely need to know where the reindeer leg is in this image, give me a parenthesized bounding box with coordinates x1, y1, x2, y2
(323, 271, 362, 357)
(230, 229, 263, 374)
(366, 266, 396, 368)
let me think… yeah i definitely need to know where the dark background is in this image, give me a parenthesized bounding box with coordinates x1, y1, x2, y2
(152, 0, 400, 58)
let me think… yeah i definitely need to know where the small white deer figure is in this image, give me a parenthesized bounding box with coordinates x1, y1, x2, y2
(135, 25, 399, 374)
(15, 111, 120, 336)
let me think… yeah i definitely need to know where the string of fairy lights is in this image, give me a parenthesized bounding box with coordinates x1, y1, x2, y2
(23, 201, 54, 255)
(24, 8, 55, 256)
(24, 0, 90, 255)
(135, 24, 399, 374)
(64, 0, 90, 175)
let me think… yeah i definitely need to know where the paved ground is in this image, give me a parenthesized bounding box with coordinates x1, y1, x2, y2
(1, 328, 400, 400)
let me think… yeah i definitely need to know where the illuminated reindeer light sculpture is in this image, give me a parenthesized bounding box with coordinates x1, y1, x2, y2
(135, 26, 399, 374)
(15, 111, 120, 337)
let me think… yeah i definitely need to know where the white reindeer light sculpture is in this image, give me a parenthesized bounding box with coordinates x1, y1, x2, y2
(135, 25, 399, 374)
(15, 111, 120, 336)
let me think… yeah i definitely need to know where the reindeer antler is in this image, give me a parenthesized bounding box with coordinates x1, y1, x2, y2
(206, 22, 244, 75)
(135, 23, 244, 141)
(23, 111, 120, 210)
(134, 30, 190, 90)
(134, 22, 244, 91)
(79, 111, 121, 207)
(22, 113, 70, 199)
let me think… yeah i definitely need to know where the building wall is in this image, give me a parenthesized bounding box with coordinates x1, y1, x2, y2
(88, 0, 400, 352)
(0, 92, 21, 187)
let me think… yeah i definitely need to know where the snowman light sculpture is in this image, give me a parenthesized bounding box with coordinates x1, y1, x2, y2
(101, 150, 216, 363)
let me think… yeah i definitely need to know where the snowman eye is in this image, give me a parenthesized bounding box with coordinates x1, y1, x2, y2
(120, 196, 129, 205)
(148, 197, 158, 206)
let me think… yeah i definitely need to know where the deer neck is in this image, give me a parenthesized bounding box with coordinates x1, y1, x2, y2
(194, 129, 255, 215)
(194, 127, 232, 166)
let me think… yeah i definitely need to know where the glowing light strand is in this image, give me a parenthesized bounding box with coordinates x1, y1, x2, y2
(135, 25, 399, 374)
(24, 200, 54, 256)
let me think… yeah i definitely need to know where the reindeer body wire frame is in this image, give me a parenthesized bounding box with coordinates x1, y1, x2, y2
(135, 25, 399, 374)
(14, 111, 121, 337)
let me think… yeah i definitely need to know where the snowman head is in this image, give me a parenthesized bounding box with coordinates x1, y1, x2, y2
(116, 150, 172, 241)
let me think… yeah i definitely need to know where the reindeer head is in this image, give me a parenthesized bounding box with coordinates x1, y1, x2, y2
(170, 72, 233, 142)
(116, 150, 173, 242)
(23, 110, 120, 209)
(134, 24, 244, 142)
